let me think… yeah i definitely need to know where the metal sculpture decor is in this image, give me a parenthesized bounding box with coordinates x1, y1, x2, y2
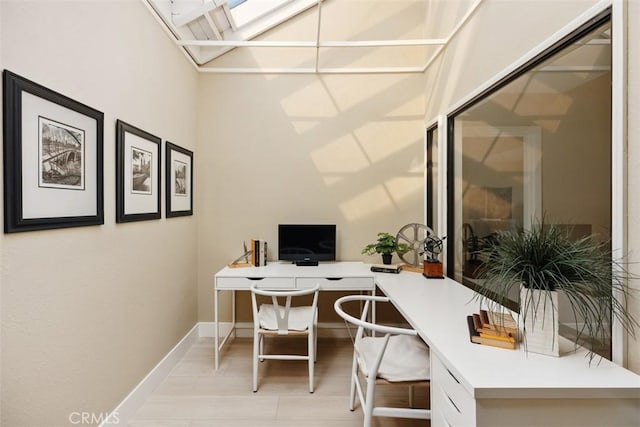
(423, 234, 446, 279)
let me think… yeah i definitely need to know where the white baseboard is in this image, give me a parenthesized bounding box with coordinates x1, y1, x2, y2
(101, 323, 200, 426)
(197, 321, 234, 338)
(102, 321, 354, 426)
(198, 321, 354, 339)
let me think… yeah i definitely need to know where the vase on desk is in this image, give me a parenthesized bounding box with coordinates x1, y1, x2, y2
(519, 285, 559, 357)
(381, 253, 392, 265)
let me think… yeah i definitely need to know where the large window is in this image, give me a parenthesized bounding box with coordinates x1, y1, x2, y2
(445, 13, 613, 357)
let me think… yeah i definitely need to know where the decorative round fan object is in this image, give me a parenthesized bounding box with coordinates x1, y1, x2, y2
(396, 223, 436, 267)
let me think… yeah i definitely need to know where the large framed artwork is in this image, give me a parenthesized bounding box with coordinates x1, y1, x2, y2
(115, 120, 161, 223)
(165, 142, 193, 217)
(2, 70, 104, 233)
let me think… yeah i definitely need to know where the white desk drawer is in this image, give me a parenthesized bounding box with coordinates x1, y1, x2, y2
(216, 277, 295, 290)
(296, 277, 374, 290)
(432, 355, 476, 427)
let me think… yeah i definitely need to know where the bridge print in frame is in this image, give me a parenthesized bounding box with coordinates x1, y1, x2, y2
(115, 120, 161, 223)
(2, 70, 104, 233)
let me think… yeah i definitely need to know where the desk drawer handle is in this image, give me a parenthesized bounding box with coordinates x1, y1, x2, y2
(247, 277, 265, 281)
(446, 367, 460, 384)
(326, 277, 343, 281)
(441, 388, 461, 414)
(446, 394, 461, 414)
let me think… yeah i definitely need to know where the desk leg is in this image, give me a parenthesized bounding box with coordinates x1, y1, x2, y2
(371, 288, 376, 324)
(371, 288, 376, 336)
(214, 287, 219, 370)
(214, 289, 238, 370)
(232, 290, 236, 339)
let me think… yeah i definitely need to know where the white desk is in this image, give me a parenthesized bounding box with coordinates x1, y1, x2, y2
(213, 261, 375, 369)
(375, 271, 640, 427)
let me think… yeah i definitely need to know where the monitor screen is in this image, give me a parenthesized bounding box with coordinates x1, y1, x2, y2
(278, 224, 336, 262)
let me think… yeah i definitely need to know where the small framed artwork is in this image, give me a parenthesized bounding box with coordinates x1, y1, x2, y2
(166, 142, 193, 217)
(115, 120, 161, 223)
(2, 70, 104, 233)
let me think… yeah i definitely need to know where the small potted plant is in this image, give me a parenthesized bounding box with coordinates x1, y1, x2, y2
(362, 232, 411, 265)
(474, 218, 638, 359)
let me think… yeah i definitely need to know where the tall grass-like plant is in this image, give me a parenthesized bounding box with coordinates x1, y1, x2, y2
(475, 220, 638, 359)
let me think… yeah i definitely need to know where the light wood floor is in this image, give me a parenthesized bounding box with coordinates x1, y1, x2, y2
(130, 337, 430, 427)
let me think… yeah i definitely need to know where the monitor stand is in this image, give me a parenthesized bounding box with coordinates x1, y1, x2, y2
(295, 260, 319, 266)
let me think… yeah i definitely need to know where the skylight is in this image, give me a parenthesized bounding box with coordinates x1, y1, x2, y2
(229, 0, 300, 29)
(228, 0, 248, 9)
(144, 0, 464, 74)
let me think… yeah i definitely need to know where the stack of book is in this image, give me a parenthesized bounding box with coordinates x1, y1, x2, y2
(466, 309, 518, 350)
(370, 264, 401, 274)
(250, 239, 268, 266)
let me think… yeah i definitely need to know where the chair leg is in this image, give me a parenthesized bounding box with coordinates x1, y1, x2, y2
(314, 324, 318, 362)
(308, 331, 315, 393)
(253, 330, 259, 392)
(349, 353, 358, 411)
(363, 376, 376, 427)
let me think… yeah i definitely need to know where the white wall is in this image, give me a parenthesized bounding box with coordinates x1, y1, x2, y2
(0, 1, 199, 425)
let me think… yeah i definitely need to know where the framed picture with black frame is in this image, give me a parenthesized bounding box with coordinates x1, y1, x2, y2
(115, 120, 161, 223)
(2, 70, 104, 233)
(165, 142, 193, 217)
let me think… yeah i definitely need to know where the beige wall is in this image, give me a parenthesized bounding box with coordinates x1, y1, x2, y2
(197, 0, 428, 323)
(0, 1, 199, 426)
(197, 72, 426, 322)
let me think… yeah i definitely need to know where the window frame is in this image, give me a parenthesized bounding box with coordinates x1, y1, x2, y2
(430, 4, 628, 363)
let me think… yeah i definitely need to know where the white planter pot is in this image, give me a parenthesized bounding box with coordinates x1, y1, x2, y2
(519, 285, 559, 357)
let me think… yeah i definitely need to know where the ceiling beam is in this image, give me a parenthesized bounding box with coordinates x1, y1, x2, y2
(422, 0, 484, 72)
(538, 65, 611, 72)
(197, 66, 425, 74)
(314, 0, 322, 72)
(176, 39, 446, 48)
(172, 1, 220, 27)
(203, 13, 223, 40)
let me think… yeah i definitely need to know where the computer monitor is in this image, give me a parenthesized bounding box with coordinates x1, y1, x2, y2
(278, 224, 336, 264)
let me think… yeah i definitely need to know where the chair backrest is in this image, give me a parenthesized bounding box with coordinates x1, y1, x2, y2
(334, 295, 419, 379)
(334, 294, 418, 338)
(251, 283, 320, 334)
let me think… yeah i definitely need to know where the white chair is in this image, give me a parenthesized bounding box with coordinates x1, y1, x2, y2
(250, 283, 320, 393)
(334, 294, 431, 427)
